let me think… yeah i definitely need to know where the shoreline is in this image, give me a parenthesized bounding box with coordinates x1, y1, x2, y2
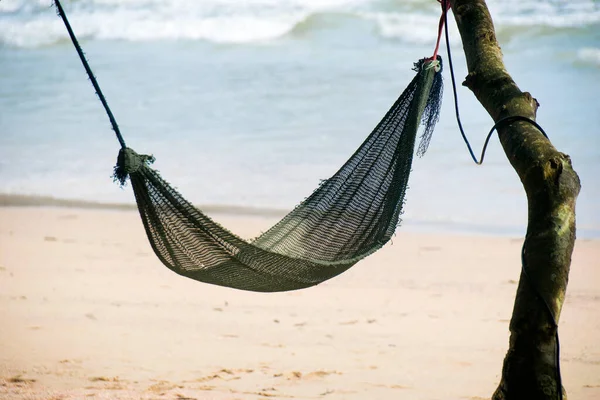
(2, 193, 599, 239)
(0, 193, 287, 218)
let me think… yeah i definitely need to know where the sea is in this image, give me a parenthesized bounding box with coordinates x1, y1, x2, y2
(1, 0, 599, 238)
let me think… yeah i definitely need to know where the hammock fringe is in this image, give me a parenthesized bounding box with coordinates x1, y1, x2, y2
(113, 147, 155, 187)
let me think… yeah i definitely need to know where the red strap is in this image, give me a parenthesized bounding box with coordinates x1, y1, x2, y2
(431, 0, 451, 61)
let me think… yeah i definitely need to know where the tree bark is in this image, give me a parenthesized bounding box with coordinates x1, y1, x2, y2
(447, 1, 581, 399)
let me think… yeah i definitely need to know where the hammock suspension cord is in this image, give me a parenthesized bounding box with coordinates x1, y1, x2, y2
(53, 0, 126, 149)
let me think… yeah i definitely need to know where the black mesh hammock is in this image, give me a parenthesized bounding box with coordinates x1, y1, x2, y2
(54, 0, 443, 292)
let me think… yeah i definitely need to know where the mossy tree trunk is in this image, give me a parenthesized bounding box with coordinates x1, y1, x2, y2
(448, 1, 581, 399)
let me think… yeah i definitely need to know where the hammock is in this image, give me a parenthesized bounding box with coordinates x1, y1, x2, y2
(113, 58, 442, 292)
(53, 0, 442, 292)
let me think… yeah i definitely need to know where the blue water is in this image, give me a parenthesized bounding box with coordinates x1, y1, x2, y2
(1, 0, 599, 237)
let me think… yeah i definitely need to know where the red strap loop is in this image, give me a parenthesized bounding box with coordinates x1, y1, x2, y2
(431, 0, 451, 61)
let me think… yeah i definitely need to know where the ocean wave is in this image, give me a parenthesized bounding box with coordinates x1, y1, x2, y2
(577, 47, 600, 67)
(0, 0, 598, 47)
(488, 0, 600, 28)
(0, 1, 308, 47)
(360, 11, 462, 45)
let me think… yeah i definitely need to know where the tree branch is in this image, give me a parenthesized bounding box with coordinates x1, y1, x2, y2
(448, 1, 581, 398)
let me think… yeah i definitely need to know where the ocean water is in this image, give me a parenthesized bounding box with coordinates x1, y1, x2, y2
(0, 0, 599, 237)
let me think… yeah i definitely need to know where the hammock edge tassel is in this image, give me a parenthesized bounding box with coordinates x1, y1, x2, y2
(114, 148, 155, 187)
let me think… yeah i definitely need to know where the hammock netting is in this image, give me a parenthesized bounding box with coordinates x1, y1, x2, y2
(114, 57, 443, 292)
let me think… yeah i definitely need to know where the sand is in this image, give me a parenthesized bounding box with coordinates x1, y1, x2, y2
(0, 205, 598, 399)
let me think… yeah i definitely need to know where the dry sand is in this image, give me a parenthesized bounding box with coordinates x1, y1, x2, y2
(0, 206, 598, 399)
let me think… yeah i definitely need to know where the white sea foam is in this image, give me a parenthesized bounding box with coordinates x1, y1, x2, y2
(490, 0, 600, 28)
(361, 12, 462, 45)
(0, 0, 371, 47)
(577, 47, 600, 67)
(0, 0, 598, 48)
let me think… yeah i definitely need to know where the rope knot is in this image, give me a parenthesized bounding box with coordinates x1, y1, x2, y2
(113, 147, 155, 186)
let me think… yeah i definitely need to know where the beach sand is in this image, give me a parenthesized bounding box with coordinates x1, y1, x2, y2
(0, 206, 598, 399)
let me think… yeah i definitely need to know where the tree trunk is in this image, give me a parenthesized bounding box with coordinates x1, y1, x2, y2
(447, 1, 581, 399)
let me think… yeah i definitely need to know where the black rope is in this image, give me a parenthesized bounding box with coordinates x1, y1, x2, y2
(479, 115, 548, 164)
(442, 2, 548, 165)
(441, 2, 561, 398)
(53, 0, 126, 149)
